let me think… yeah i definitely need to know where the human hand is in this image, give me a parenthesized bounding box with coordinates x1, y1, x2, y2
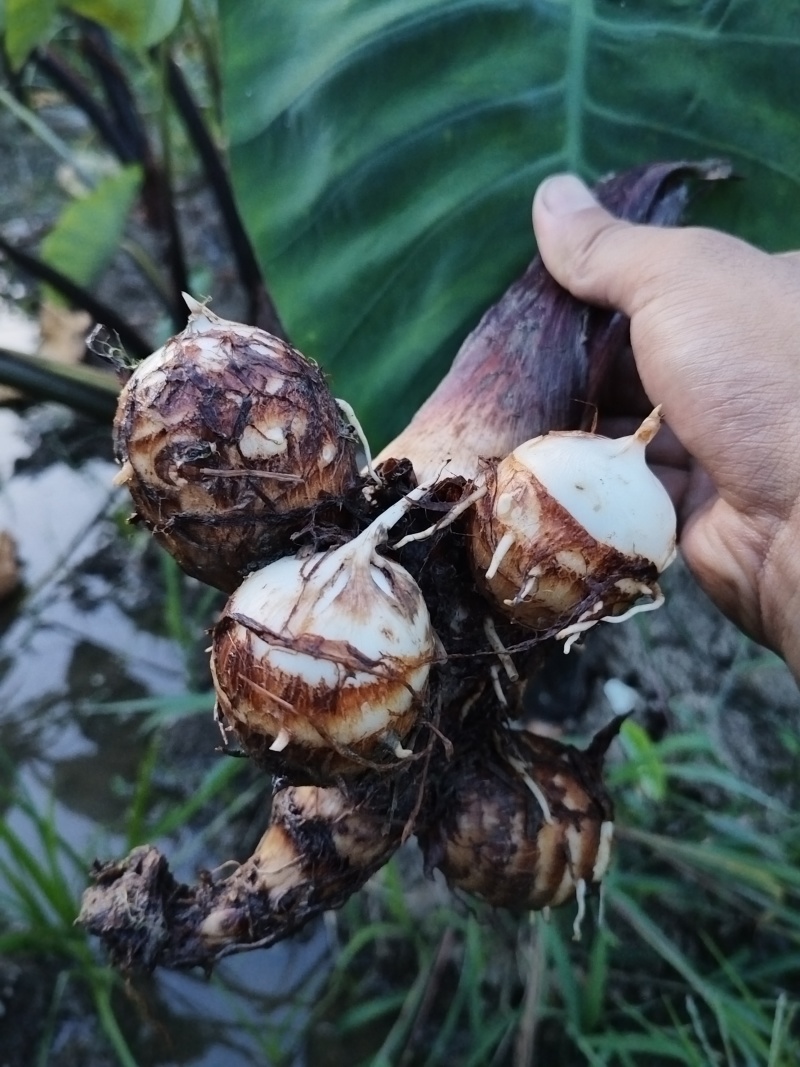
(532, 173, 800, 677)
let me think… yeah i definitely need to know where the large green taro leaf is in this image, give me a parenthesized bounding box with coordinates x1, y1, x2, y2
(220, 0, 800, 448)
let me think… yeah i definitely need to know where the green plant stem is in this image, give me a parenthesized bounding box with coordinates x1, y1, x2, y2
(34, 47, 133, 163)
(119, 238, 179, 316)
(183, 0, 223, 122)
(514, 921, 546, 1066)
(563, 0, 592, 172)
(0, 346, 119, 421)
(0, 86, 95, 188)
(162, 53, 285, 336)
(370, 952, 439, 1067)
(153, 45, 191, 324)
(0, 232, 152, 358)
(79, 23, 147, 164)
(90, 982, 138, 1067)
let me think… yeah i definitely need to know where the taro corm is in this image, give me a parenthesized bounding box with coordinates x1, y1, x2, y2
(79, 160, 729, 973)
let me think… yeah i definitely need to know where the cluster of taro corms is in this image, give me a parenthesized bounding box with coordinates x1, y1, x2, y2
(79, 160, 728, 973)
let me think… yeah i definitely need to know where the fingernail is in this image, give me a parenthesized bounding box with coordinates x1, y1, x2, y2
(538, 174, 598, 216)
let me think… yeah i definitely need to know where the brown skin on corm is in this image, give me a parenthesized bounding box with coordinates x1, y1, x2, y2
(470, 463, 660, 630)
(115, 328, 360, 591)
(81, 163, 726, 972)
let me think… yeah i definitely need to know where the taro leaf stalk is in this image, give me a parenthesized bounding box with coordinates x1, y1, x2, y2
(378, 160, 732, 484)
(79, 160, 730, 972)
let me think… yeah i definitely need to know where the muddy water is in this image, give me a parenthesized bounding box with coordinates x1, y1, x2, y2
(0, 404, 328, 1066)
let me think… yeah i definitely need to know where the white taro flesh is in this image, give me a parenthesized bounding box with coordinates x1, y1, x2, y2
(211, 490, 439, 779)
(113, 295, 359, 592)
(469, 409, 677, 645)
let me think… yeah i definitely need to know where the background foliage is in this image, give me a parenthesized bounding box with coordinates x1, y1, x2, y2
(218, 0, 800, 445)
(3, 0, 183, 67)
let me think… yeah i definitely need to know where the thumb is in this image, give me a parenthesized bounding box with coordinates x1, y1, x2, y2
(532, 174, 668, 315)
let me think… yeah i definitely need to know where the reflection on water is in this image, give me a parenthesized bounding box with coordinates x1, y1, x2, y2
(0, 405, 328, 1065)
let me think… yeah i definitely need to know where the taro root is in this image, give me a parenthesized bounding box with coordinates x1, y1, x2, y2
(211, 485, 441, 779)
(418, 718, 623, 939)
(80, 161, 731, 974)
(469, 409, 677, 647)
(79, 775, 413, 971)
(113, 295, 360, 591)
